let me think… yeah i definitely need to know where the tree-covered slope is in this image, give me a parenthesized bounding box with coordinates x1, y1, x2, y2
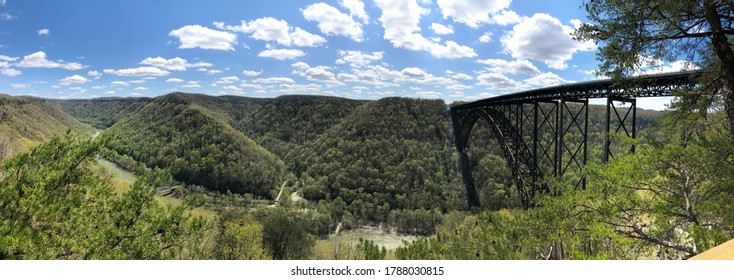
(102, 93, 285, 198)
(239, 95, 367, 174)
(0, 94, 93, 160)
(52, 97, 152, 129)
(299, 97, 467, 221)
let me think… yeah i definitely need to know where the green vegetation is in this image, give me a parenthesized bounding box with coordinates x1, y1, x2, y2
(102, 93, 285, 198)
(575, 0, 734, 134)
(0, 94, 93, 160)
(52, 97, 152, 129)
(0, 133, 208, 259)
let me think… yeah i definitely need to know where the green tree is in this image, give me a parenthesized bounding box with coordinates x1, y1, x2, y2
(357, 238, 387, 260)
(575, 0, 734, 133)
(0, 133, 208, 259)
(213, 214, 269, 260)
(261, 209, 315, 260)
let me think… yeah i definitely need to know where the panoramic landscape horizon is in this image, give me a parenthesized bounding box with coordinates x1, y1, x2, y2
(2, 0, 734, 264)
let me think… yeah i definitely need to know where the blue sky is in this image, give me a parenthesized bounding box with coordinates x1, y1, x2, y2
(0, 0, 682, 109)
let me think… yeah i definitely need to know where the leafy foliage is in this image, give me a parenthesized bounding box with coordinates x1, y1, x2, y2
(103, 93, 285, 198)
(0, 94, 93, 160)
(52, 97, 152, 129)
(0, 133, 208, 259)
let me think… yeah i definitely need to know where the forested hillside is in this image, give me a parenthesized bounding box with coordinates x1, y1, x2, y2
(52, 97, 152, 129)
(0, 94, 93, 160)
(298, 98, 466, 224)
(69, 93, 664, 229)
(102, 93, 285, 198)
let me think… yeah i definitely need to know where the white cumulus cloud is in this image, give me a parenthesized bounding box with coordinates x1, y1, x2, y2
(476, 72, 520, 89)
(258, 49, 306, 60)
(140, 57, 212, 71)
(437, 0, 511, 28)
(476, 58, 541, 75)
(107, 67, 170, 77)
(37, 28, 50, 36)
(169, 25, 237, 51)
(523, 72, 574, 87)
(335, 50, 383, 68)
(166, 78, 184, 83)
(303, 2, 364, 42)
(430, 23, 454, 35)
(242, 70, 262, 77)
(501, 13, 595, 70)
(374, 0, 476, 59)
(253, 77, 296, 84)
(16, 51, 86, 70)
(59, 75, 89, 86)
(216, 18, 326, 47)
(340, 0, 369, 24)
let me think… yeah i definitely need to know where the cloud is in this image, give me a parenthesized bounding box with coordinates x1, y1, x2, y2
(335, 50, 383, 68)
(242, 70, 262, 77)
(501, 13, 595, 69)
(140, 57, 212, 71)
(87, 70, 102, 77)
(169, 25, 237, 51)
(59, 75, 89, 86)
(0, 68, 23, 77)
(107, 67, 170, 77)
(258, 49, 305, 60)
(1, 13, 13, 20)
(415, 91, 442, 98)
(134, 87, 147, 91)
(451, 72, 473, 80)
(437, 0, 511, 28)
(492, 10, 522, 25)
(401, 67, 428, 78)
(476, 58, 541, 75)
(222, 17, 291, 45)
(212, 76, 240, 86)
(291, 62, 343, 86)
(37, 29, 50, 36)
(0, 55, 18, 61)
(10, 83, 28, 89)
(111, 81, 129, 87)
(166, 78, 184, 83)
(476, 72, 521, 89)
(216, 18, 326, 47)
(446, 83, 472, 92)
(0, 57, 21, 76)
(303, 2, 364, 42)
(253, 77, 296, 84)
(430, 23, 454, 35)
(523, 72, 573, 87)
(374, 0, 477, 59)
(16, 51, 87, 70)
(340, 0, 369, 24)
(181, 81, 201, 88)
(479, 32, 492, 43)
(290, 27, 327, 47)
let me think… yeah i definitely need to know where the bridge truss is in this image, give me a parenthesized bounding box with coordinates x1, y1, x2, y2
(450, 71, 702, 208)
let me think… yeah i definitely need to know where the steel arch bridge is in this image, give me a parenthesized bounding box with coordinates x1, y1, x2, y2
(450, 70, 702, 208)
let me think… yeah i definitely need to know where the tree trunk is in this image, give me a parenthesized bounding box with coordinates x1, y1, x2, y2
(704, 1, 734, 135)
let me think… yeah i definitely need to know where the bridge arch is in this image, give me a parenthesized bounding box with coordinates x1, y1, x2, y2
(453, 105, 540, 208)
(451, 70, 701, 208)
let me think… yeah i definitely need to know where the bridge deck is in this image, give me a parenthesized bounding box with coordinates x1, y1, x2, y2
(452, 70, 702, 110)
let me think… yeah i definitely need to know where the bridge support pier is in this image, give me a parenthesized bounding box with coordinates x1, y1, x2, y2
(458, 147, 481, 208)
(603, 96, 636, 163)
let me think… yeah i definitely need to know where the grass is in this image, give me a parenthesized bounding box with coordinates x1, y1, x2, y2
(95, 158, 218, 220)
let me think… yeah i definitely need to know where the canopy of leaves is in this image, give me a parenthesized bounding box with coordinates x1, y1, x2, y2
(0, 133, 208, 259)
